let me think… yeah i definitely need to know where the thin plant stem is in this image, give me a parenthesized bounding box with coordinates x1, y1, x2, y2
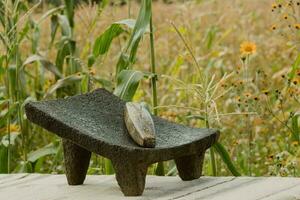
(6, 102, 11, 174)
(127, 0, 131, 18)
(16, 51, 27, 162)
(4, 1, 11, 174)
(205, 106, 216, 176)
(210, 148, 217, 176)
(171, 22, 204, 83)
(5, 57, 11, 173)
(149, 3, 164, 176)
(150, 17, 158, 116)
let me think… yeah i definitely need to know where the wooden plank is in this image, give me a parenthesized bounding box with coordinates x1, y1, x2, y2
(174, 177, 300, 200)
(258, 182, 300, 200)
(1, 175, 300, 200)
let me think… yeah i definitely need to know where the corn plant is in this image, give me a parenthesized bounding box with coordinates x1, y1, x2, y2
(0, 0, 39, 173)
(90, 0, 165, 174)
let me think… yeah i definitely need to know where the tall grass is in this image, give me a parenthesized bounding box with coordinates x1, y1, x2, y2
(0, 0, 299, 177)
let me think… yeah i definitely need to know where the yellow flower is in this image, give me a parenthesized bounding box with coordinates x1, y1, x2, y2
(294, 23, 300, 29)
(89, 68, 96, 76)
(271, 25, 277, 30)
(262, 89, 269, 95)
(240, 41, 257, 55)
(10, 124, 19, 132)
(292, 141, 299, 146)
(244, 92, 252, 98)
(272, 3, 277, 9)
(0, 124, 19, 135)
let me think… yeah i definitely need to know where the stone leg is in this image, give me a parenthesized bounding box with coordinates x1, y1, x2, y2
(175, 152, 205, 180)
(62, 139, 91, 185)
(112, 159, 148, 196)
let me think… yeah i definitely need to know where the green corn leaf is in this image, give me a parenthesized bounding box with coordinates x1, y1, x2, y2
(213, 142, 241, 176)
(50, 15, 59, 45)
(105, 159, 115, 175)
(44, 73, 83, 98)
(30, 22, 40, 54)
(28, 145, 58, 163)
(17, 161, 33, 173)
(92, 19, 137, 59)
(18, 20, 31, 45)
(0, 103, 17, 127)
(116, 0, 152, 75)
(8, 65, 17, 100)
(23, 55, 63, 78)
(0, 145, 8, 173)
(55, 37, 76, 73)
(87, 54, 95, 68)
(80, 74, 89, 93)
(92, 24, 124, 58)
(0, 55, 5, 76)
(64, 0, 75, 28)
(37, 5, 64, 24)
(114, 70, 148, 101)
(57, 14, 72, 37)
(125, 0, 151, 51)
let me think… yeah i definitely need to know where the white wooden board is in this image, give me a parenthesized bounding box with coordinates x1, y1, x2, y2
(0, 174, 300, 200)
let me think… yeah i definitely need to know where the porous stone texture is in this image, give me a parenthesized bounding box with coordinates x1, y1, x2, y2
(62, 139, 91, 185)
(175, 152, 205, 180)
(25, 88, 219, 196)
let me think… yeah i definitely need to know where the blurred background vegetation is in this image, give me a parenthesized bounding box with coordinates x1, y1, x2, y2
(0, 0, 299, 177)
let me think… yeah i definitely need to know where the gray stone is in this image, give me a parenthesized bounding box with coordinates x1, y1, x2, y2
(25, 88, 219, 196)
(124, 102, 156, 148)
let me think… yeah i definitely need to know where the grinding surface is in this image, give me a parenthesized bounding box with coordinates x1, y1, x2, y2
(25, 88, 219, 163)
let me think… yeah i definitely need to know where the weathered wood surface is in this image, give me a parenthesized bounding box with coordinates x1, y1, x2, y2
(1, 174, 300, 200)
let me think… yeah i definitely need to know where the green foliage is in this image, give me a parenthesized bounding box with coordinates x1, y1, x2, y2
(114, 70, 150, 101)
(115, 0, 152, 75)
(1, 0, 299, 178)
(213, 142, 241, 176)
(92, 19, 137, 61)
(44, 74, 83, 98)
(23, 55, 63, 78)
(64, 0, 75, 28)
(28, 145, 58, 163)
(104, 159, 115, 174)
(0, 145, 8, 173)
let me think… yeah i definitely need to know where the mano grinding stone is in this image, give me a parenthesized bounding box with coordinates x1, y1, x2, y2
(124, 102, 156, 148)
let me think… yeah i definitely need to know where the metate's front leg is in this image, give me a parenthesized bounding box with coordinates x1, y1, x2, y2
(62, 139, 91, 185)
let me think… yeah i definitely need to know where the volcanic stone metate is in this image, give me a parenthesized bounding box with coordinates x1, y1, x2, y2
(25, 88, 220, 196)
